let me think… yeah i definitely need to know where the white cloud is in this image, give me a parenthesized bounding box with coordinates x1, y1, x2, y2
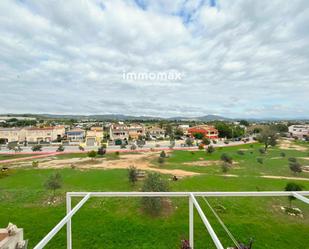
(0, 0, 308, 118)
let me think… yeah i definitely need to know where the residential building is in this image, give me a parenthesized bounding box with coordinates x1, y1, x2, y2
(85, 127, 103, 146)
(128, 123, 145, 140)
(187, 125, 219, 139)
(23, 126, 65, 143)
(109, 123, 129, 141)
(0, 128, 23, 143)
(146, 126, 165, 139)
(66, 128, 85, 142)
(0, 126, 65, 143)
(288, 125, 309, 139)
(178, 124, 190, 135)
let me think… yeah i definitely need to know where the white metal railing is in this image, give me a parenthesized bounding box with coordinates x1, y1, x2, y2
(33, 191, 309, 249)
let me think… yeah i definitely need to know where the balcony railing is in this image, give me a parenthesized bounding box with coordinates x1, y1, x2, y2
(33, 191, 309, 249)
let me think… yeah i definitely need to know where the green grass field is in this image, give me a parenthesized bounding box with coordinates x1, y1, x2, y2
(0, 142, 309, 249)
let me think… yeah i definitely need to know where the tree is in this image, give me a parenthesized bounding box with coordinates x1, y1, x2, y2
(174, 128, 184, 139)
(289, 161, 302, 175)
(220, 153, 233, 164)
(128, 166, 138, 185)
(207, 145, 215, 154)
(256, 127, 277, 152)
(87, 150, 97, 160)
(141, 173, 169, 214)
(239, 120, 250, 127)
(44, 173, 62, 200)
(78, 145, 85, 151)
(56, 145, 65, 152)
(193, 132, 204, 139)
(32, 144, 42, 152)
(285, 182, 303, 207)
(185, 138, 194, 147)
(202, 137, 211, 145)
(136, 139, 145, 148)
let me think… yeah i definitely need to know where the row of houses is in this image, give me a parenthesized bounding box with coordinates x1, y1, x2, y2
(0, 123, 219, 146)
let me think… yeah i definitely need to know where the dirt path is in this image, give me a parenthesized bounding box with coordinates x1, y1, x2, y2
(261, 175, 309, 181)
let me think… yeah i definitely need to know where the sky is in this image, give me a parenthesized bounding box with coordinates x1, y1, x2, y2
(0, 0, 309, 119)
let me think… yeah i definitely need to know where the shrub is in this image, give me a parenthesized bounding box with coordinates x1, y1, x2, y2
(185, 138, 194, 147)
(97, 147, 106, 155)
(221, 162, 230, 174)
(32, 161, 39, 168)
(32, 144, 42, 152)
(78, 145, 84, 151)
(224, 140, 229, 144)
(120, 144, 127, 149)
(202, 137, 211, 145)
(128, 166, 138, 185)
(87, 150, 97, 159)
(212, 140, 217, 144)
(160, 151, 166, 158)
(289, 161, 302, 175)
(115, 151, 120, 156)
(206, 145, 215, 154)
(180, 239, 191, 249)
(288, 157, 297, 163)
(44, 172, 62, 200)
(56, 145, 65, 152)
(220, 153, 233, 164)
(141, 173, 169, 214)
(257, 158, 263, 164)
(280, 152, 286, 157)
(198, 144, 204, 150)
(237, 150, 245, 155)
(259, 148, 266, 154)
(158, 156, 165, 165)
(130, 144, 137, 150)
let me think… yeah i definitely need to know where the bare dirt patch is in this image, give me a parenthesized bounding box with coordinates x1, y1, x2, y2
(261, 175, 309, 181)
(37, 152, 199, 177)
(279, 140, 307, 151)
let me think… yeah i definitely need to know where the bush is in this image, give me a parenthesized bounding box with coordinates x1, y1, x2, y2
(224, 140, 229, 144)
(128, 166, 138, 185)
(206, 145, 215, 154)
(141, 173, 169, 214)
(185, 138, 194, 147)
(288, 157, 297, 163)
(120, 144, 127, 149)
(289, 161, 302, 174)
(212, 140, 217, 144)
(56, 145, 65, 152)
(160, 151, 166, 158)
(202, 137, 211, 145)
(97, 147, 106, 155)
(130, 144, 137, 150)
(158, 156, 165, 165)
(44, 172, 62, 199)
(237, 150, 245, 155)
(280, 152, 286, 157)
(220, 153, 233, 164)
(115, 151, 120, 156)
(198, 144, 204, 150)
(78, 145, 84, 151)
(32, 161, 39, 168)
(87, 150, 97, 159)
(257, 158, 264, 164)
(221, 162, 230, 174)
(259, 148, 266, 154)
(32, 144, 42, 152)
